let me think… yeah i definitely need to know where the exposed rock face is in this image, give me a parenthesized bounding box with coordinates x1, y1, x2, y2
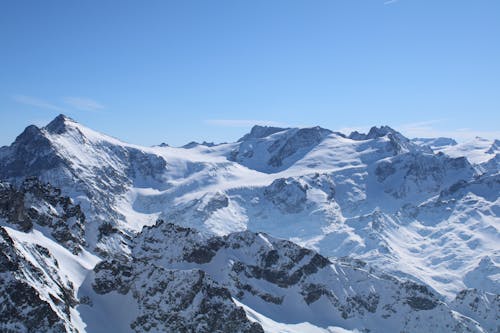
(238, 125, 289, 142)
(267, 127, 333, 168)
(451, 289, 499, 333)
(199, 191, 230, 215)
(374, 152, 475, 199)
(0, 178, 85, 254)
(88, 221, 486, 333)
(487, 139, 500, 154)
(230, 126, 333, 172)
(0, 227, 77, 333)
(264, 178, 308, 213)
(182, 141, 217, 148)
(93, 263, 264, 333)
(0, 177, 99, 332)
(350, 126, 429, 155)
(349, 125, 405, 141)
(0, 124, 66, 179)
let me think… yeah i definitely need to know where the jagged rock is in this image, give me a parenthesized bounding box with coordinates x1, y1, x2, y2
(264, 178, 308, 213)
(268, 127, 333, 167)
(451, 289, 499, 333)
(238, 125, 288, 142)
(87, 221, 487, 332)
(0, 178, 85, 253)
(0, 227, 77, 332)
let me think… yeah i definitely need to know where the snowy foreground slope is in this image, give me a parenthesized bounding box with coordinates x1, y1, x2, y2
(0, 114, 498, 332)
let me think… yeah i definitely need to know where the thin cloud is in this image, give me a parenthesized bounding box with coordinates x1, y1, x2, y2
(63, 97, 104, 112)
(31, 119, 52, 127)
(440, 129, 500, 141)
(335, 120, 499, 142)
(205, 119, 287, 128)
(384, 0, 399, 5)
(13, 94, 104, 113)
(398, 120, 500, 142)
(398, 120, 445, 137)
(12, 95, 66, 112)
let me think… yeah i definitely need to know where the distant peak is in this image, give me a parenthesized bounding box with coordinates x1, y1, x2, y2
(487, 139, 500, 154)
(182, 141, 217, 149)
(13, 124, 44, 145)
(411, 137, 458, 148)
(238, 125, 289, 142)
(299, 125, 332, 134)
(366, 125, 398, 139)
(182, 141, 198, 149)
(348, 125, 401, 140)
(53, 113, 74, 123)
(44, 114, 76, 134)
(201, 141, 216, 147)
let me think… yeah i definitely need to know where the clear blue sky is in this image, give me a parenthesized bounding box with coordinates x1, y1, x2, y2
(1, 0, 499, 146)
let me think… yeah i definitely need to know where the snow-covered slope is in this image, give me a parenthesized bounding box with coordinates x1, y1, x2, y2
(0, 178, 99, 332)
(411, 137, 458, 149)
(435, 137, 498, 165)
(0, 115, 498, 332)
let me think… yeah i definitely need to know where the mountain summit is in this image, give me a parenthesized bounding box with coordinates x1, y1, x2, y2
(238, 125, 289, 142)
(45, 114, 76, 134)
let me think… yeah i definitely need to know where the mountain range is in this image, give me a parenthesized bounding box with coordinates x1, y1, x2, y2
(0, 114, 498, 332)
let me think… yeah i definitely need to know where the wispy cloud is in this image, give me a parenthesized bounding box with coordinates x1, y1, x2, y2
(205, 119, 287, 128)
(30, 119, 52, 127)
(12, 95, 66, 112)
(398, 120, 445, 137)
(334, 120, 499, 142)
(399, 120, 500, 141)
(450, 128, 500, 141)
(13, 94, 104, 113)
(62, 97, 104, 112)
(384, 0, 399, 5)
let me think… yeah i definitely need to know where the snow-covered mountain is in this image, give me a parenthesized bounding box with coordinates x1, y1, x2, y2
(0, 114, 498, 332)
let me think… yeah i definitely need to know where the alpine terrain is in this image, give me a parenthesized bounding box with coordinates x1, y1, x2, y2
(0, 114, 498, 332)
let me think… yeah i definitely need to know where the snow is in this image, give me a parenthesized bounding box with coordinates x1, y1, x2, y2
(77, 283, 139, 333)
(5, 227, 99, 289)
(436, 137, 496, 164)
(234, 299, 359, 333)
(3, 226, 100, 332)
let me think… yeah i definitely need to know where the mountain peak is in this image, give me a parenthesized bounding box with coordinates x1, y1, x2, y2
(486, 139, 500, 154)
(366, 125, 399, 139)
(182, 141, 217, 149)
(13, 124, 44, 146)
(238, 125, 289, 142)
(348, 125, 403, 140)
(44, 114, 76, 134)
(411, 137, 458, 149)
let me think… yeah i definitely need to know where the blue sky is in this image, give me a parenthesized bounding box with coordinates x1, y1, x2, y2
(1, 0, 499, 146)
